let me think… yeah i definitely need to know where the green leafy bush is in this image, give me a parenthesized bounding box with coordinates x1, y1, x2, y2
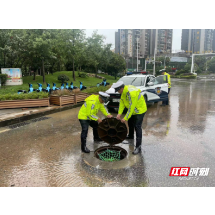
(0, 92, 49, 101)
(0, 74, 8, 86)
(175, 69, 186, 75)
(51, 89, 79, 96)
(58, 74, 69, 83)
(180, 75, 197, 79)
(78, 72, 89, 78)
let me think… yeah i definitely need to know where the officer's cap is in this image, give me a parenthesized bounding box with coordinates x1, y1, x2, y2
(111, 81, 124, 92)
(99, 92, 110, 103)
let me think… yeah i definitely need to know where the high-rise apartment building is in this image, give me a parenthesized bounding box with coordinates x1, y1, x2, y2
(115, 29, 173, 58)
(213, 30, 215, 52)
(157, 29, 173, 53)
(181, 29, 214, 54)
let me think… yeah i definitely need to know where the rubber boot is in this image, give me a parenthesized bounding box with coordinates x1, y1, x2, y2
(81, 137, 90, 153)
(132, 138, 142, 155)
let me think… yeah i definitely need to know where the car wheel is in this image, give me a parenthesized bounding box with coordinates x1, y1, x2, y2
(144, 95, 147, 103)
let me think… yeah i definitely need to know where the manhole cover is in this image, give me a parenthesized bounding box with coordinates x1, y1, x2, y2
(98, 118, 127, 145)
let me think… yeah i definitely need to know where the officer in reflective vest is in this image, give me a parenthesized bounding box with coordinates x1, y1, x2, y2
(78, 92, 113, 153)
(111, 81, 147, 155)
(161, 70, 171, 106)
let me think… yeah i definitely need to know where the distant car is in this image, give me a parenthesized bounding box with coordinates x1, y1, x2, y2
(105, 74, 168, 109)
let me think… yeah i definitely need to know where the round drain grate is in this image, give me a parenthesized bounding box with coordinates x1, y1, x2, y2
(94, 146, 127, 162)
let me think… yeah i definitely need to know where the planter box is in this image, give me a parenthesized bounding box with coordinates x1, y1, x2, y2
(0, 98, 50, 109)
(50, 95, 75, 106)
(75, 92, 89, 103)
(49, 93, 99, 106)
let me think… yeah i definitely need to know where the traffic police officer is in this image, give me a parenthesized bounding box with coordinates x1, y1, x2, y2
(161, 70, 171, 106)
(78, 92, 113, 153)
(111, 81, 147, 155)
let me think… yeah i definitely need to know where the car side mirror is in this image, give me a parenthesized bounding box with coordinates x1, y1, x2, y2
(147, 82, 154, 86)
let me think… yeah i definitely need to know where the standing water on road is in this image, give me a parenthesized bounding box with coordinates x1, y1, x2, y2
(0, 79, 215, 187)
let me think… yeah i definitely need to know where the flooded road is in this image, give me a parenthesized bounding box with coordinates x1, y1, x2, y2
(0, 79, 215, 187)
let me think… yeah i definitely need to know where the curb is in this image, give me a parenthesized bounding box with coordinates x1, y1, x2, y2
(0, 102, 84, 128)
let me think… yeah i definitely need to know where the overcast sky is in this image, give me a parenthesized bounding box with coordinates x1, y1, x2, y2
(85, 29, 182, 51)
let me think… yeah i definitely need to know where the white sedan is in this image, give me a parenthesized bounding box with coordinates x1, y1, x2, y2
(105, 74, 168, 109)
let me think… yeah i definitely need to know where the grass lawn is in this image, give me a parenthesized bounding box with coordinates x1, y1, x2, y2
(0, 71, 119, 95)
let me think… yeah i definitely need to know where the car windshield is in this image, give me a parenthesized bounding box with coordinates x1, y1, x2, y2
(118, 77, 145, 86)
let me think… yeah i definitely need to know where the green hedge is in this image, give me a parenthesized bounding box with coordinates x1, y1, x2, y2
(171, 75, 197, 79)
(0, 92, 49, 101)
(170, 75, 180, 78)
(180, 75, 197, 79)
(82, 85, 110, 94)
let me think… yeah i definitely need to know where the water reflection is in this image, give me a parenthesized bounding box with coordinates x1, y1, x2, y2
(143, 103, 171, 139)
(177, 80, 215, 134)
(80, 152, 148, 187)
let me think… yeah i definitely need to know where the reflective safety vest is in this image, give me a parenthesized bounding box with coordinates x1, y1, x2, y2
(118, 85, 147, 121)
(78, 95, 110, 121)
(164, 72, 171, 88)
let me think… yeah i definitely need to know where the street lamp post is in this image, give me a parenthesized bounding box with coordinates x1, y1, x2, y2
(153, 48, 156, 76)
(164, 56, 167, 69)
(145, 59, 147, 71)
(72, 29, 75, 81)
(137, 38, 139, 72)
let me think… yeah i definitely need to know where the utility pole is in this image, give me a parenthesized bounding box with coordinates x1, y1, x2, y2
(164, 56, 167, 69)
(145, 59, 147, 71)
(73, 29, 76, 81)
(153, 48, 156, 75)
(137, 37, 138, 72)
(42, 58, 45, 83)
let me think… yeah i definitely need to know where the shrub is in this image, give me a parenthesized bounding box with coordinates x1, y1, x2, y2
(82, 85, 110, 94)
(180, 75, 197, 79)
(51, 89, 78, 96)
(58, 74, 69, 83)
(78, 72, 89, 78)
(0, 74, 8, 86)
(175, 69, 186, 75)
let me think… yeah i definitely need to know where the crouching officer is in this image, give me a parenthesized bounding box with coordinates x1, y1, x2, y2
(111, 81, 147, 155)
(78, 92, 113, 153)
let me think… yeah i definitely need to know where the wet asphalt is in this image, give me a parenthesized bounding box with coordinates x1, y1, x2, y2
(0, 79, 215, 187)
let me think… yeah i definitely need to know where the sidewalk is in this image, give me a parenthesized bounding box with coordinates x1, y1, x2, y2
(0, 103, 83, 127)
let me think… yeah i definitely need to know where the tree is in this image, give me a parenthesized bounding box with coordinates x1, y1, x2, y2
(107, 52, 126, 79)
(184, 63, 191, 72)
(207, 57, 215, 73)
(25, 29, 55, 83)
(194, 56, 207, 71)
(86, 31, 105, 76)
